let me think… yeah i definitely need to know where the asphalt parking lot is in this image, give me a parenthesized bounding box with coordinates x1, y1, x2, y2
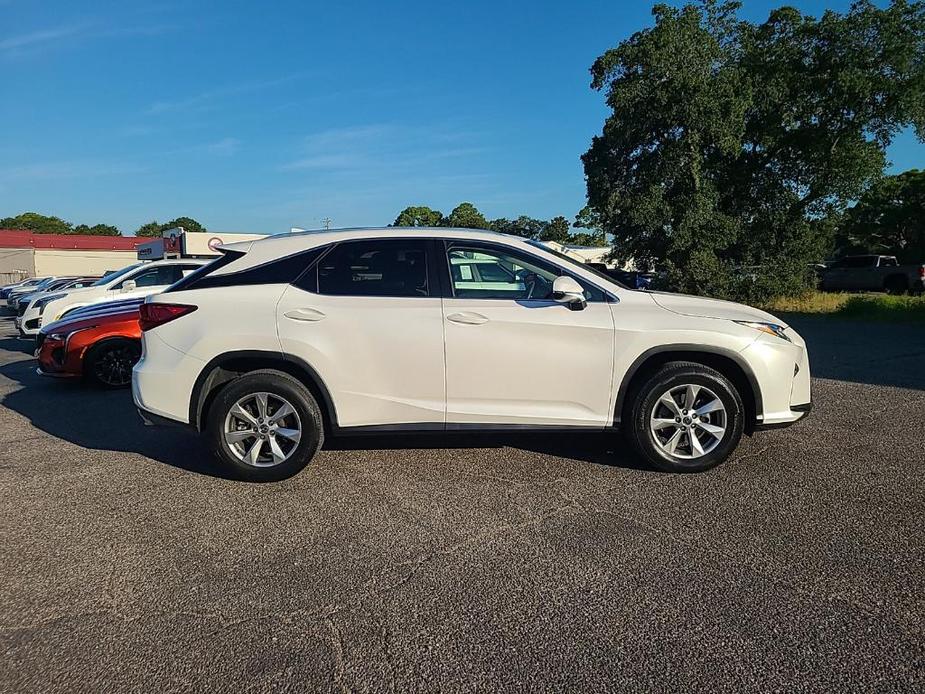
(0, 315, 923, 693)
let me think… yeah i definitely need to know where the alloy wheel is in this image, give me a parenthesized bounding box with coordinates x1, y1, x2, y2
(649, 384, 727, 460)
(94, 344, 139, 387)
(223, 392, 302, 468)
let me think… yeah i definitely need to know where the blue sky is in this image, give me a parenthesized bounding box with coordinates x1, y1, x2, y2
(2, 0, 922, 236)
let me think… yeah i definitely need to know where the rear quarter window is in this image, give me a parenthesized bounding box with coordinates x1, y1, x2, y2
(164, 246, 328, 292)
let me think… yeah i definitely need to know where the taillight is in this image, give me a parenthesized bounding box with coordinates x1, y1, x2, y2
(139, 303, 197, 331)
(919, 266, 924, 279)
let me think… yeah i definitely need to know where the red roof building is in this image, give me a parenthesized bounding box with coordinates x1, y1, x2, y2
(0, 229, 147, 251)
(0, 229, 147, 283)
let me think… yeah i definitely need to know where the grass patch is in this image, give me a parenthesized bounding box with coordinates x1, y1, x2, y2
(763, 291, 925, 323)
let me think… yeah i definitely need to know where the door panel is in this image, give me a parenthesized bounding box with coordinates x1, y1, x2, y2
(442, 298, 615, 426)
(276, 239, 445, 429)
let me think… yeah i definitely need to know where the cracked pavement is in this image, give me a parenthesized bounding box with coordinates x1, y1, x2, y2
(0, 315, 923, 692)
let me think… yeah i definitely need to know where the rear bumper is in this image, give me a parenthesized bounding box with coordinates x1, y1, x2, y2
(136, 404, 187, 428)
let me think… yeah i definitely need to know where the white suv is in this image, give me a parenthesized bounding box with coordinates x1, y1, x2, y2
(133, 227, 811, 481)
(41, 258, 208, 325)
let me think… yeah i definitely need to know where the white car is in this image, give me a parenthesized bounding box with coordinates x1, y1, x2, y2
(41, 259, 208, 325)
(133, 227, 812, 481)
(15, 277, 99, 336)
(6, 277, 58, 310)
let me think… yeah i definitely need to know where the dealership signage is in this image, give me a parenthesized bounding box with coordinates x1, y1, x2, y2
(136, 228, 269, 260)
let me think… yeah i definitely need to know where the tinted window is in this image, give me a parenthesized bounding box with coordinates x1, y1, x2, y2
(843, 256, 876, 268)
(447, 244, 606, 302)
(96, 264, 142, 286)
(167, 247, 328, 293)
(317, 240, 429, 297)
(118, 265, 182, 288)
(880, 257, 898, 267)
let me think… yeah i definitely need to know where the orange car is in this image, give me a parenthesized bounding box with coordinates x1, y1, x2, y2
(36, 301, 142, 387)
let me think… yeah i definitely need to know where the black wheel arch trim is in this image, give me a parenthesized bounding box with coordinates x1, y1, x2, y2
(189, 350, 339, 432)
(613, 344, 763, 426)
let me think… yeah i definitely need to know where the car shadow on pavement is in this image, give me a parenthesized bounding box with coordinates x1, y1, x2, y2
(0, 357, 654, 481)
(0, 357, 232, 478)
(326, 431, 652, 471)
(784, 315, 925, 391)
(0, 337, 34, 355)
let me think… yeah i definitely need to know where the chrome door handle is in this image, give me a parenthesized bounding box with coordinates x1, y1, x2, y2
(284, 308, 326, 322)
(446, 312, 489, 325)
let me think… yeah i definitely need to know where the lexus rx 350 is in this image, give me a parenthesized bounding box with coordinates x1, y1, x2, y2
(132, 227, 811, 481)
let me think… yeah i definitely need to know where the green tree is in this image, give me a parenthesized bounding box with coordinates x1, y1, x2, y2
(135, 220, 163, 237)
(568, 232, 607, 247)
(162, 216, 206, 233)
(583, 0, 925, 301)
(445, 202, 490, 230)
(133, 216, 206, 237)
(572, 206, 608, 246)
(837, 169, 925, 262)
(539, 215, 572, 242)
(489, 215, 545, 238)
(392, 205, 444, 227)
(0, 212, 73, 234)
(73, 223, 121, 236)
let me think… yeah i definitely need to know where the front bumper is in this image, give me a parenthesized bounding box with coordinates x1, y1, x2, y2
(754, 402, 812, 430)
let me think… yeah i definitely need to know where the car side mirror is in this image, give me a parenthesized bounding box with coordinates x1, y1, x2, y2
(552, 276, 586, 310)
(122, 280, 137, 292)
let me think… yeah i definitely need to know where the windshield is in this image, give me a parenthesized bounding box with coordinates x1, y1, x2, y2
(93, 264, 142, 287)
(526, 240, 627, 289)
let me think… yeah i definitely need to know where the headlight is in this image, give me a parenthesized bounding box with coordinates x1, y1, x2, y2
(34, 294, 65, 314)
(734, 320, 791, 342)
(46, 332, 69, 341)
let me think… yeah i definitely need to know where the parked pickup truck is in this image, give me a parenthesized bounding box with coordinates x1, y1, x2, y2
(820, 255, 925, 295)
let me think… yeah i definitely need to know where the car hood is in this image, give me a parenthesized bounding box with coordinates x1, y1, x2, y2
(648, 291, 785, 326)
(42, 307, 139, 335)
(55, 286, 101, 298)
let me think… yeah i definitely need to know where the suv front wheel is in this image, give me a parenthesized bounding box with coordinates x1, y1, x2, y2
(207, 369, 324, 482)
(625, 361, 745, 473)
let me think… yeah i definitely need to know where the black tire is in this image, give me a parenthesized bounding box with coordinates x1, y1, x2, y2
(884, 276, 908, 295)
(624, 361, 745, 473)
(85, 339, 141, 388)
(206, 369, 324, 482)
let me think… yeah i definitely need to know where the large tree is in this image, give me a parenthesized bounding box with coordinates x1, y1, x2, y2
(489, 215, 546, 238)
(445, 202, 490, 230)
(73, 223, 121, 236)
(538, 215, 572, 243)
(0, 212, 73, 234)
(134, 217, 206, 237)
(837, 169, 925, 261)
(163, 216, 206, 233)
(135, 220, 163, 237)
(392, 205, 444, 227)
(583, 0, 925, 300)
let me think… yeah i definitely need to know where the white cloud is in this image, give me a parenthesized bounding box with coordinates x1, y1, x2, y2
(146, 74, 303, 115)
(0, 22, 171, 57)
(207, 137, 241, 156)
(0, 160, 145, 182)
(0, 25, 87, 53)
(280, 123, 488, 175)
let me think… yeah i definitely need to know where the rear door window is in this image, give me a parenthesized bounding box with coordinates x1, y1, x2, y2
(315, 240, 429, 297)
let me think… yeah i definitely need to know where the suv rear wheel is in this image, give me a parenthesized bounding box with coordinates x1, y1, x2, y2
(207, 369, 324, 482)
(625, 361, 744, 473)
